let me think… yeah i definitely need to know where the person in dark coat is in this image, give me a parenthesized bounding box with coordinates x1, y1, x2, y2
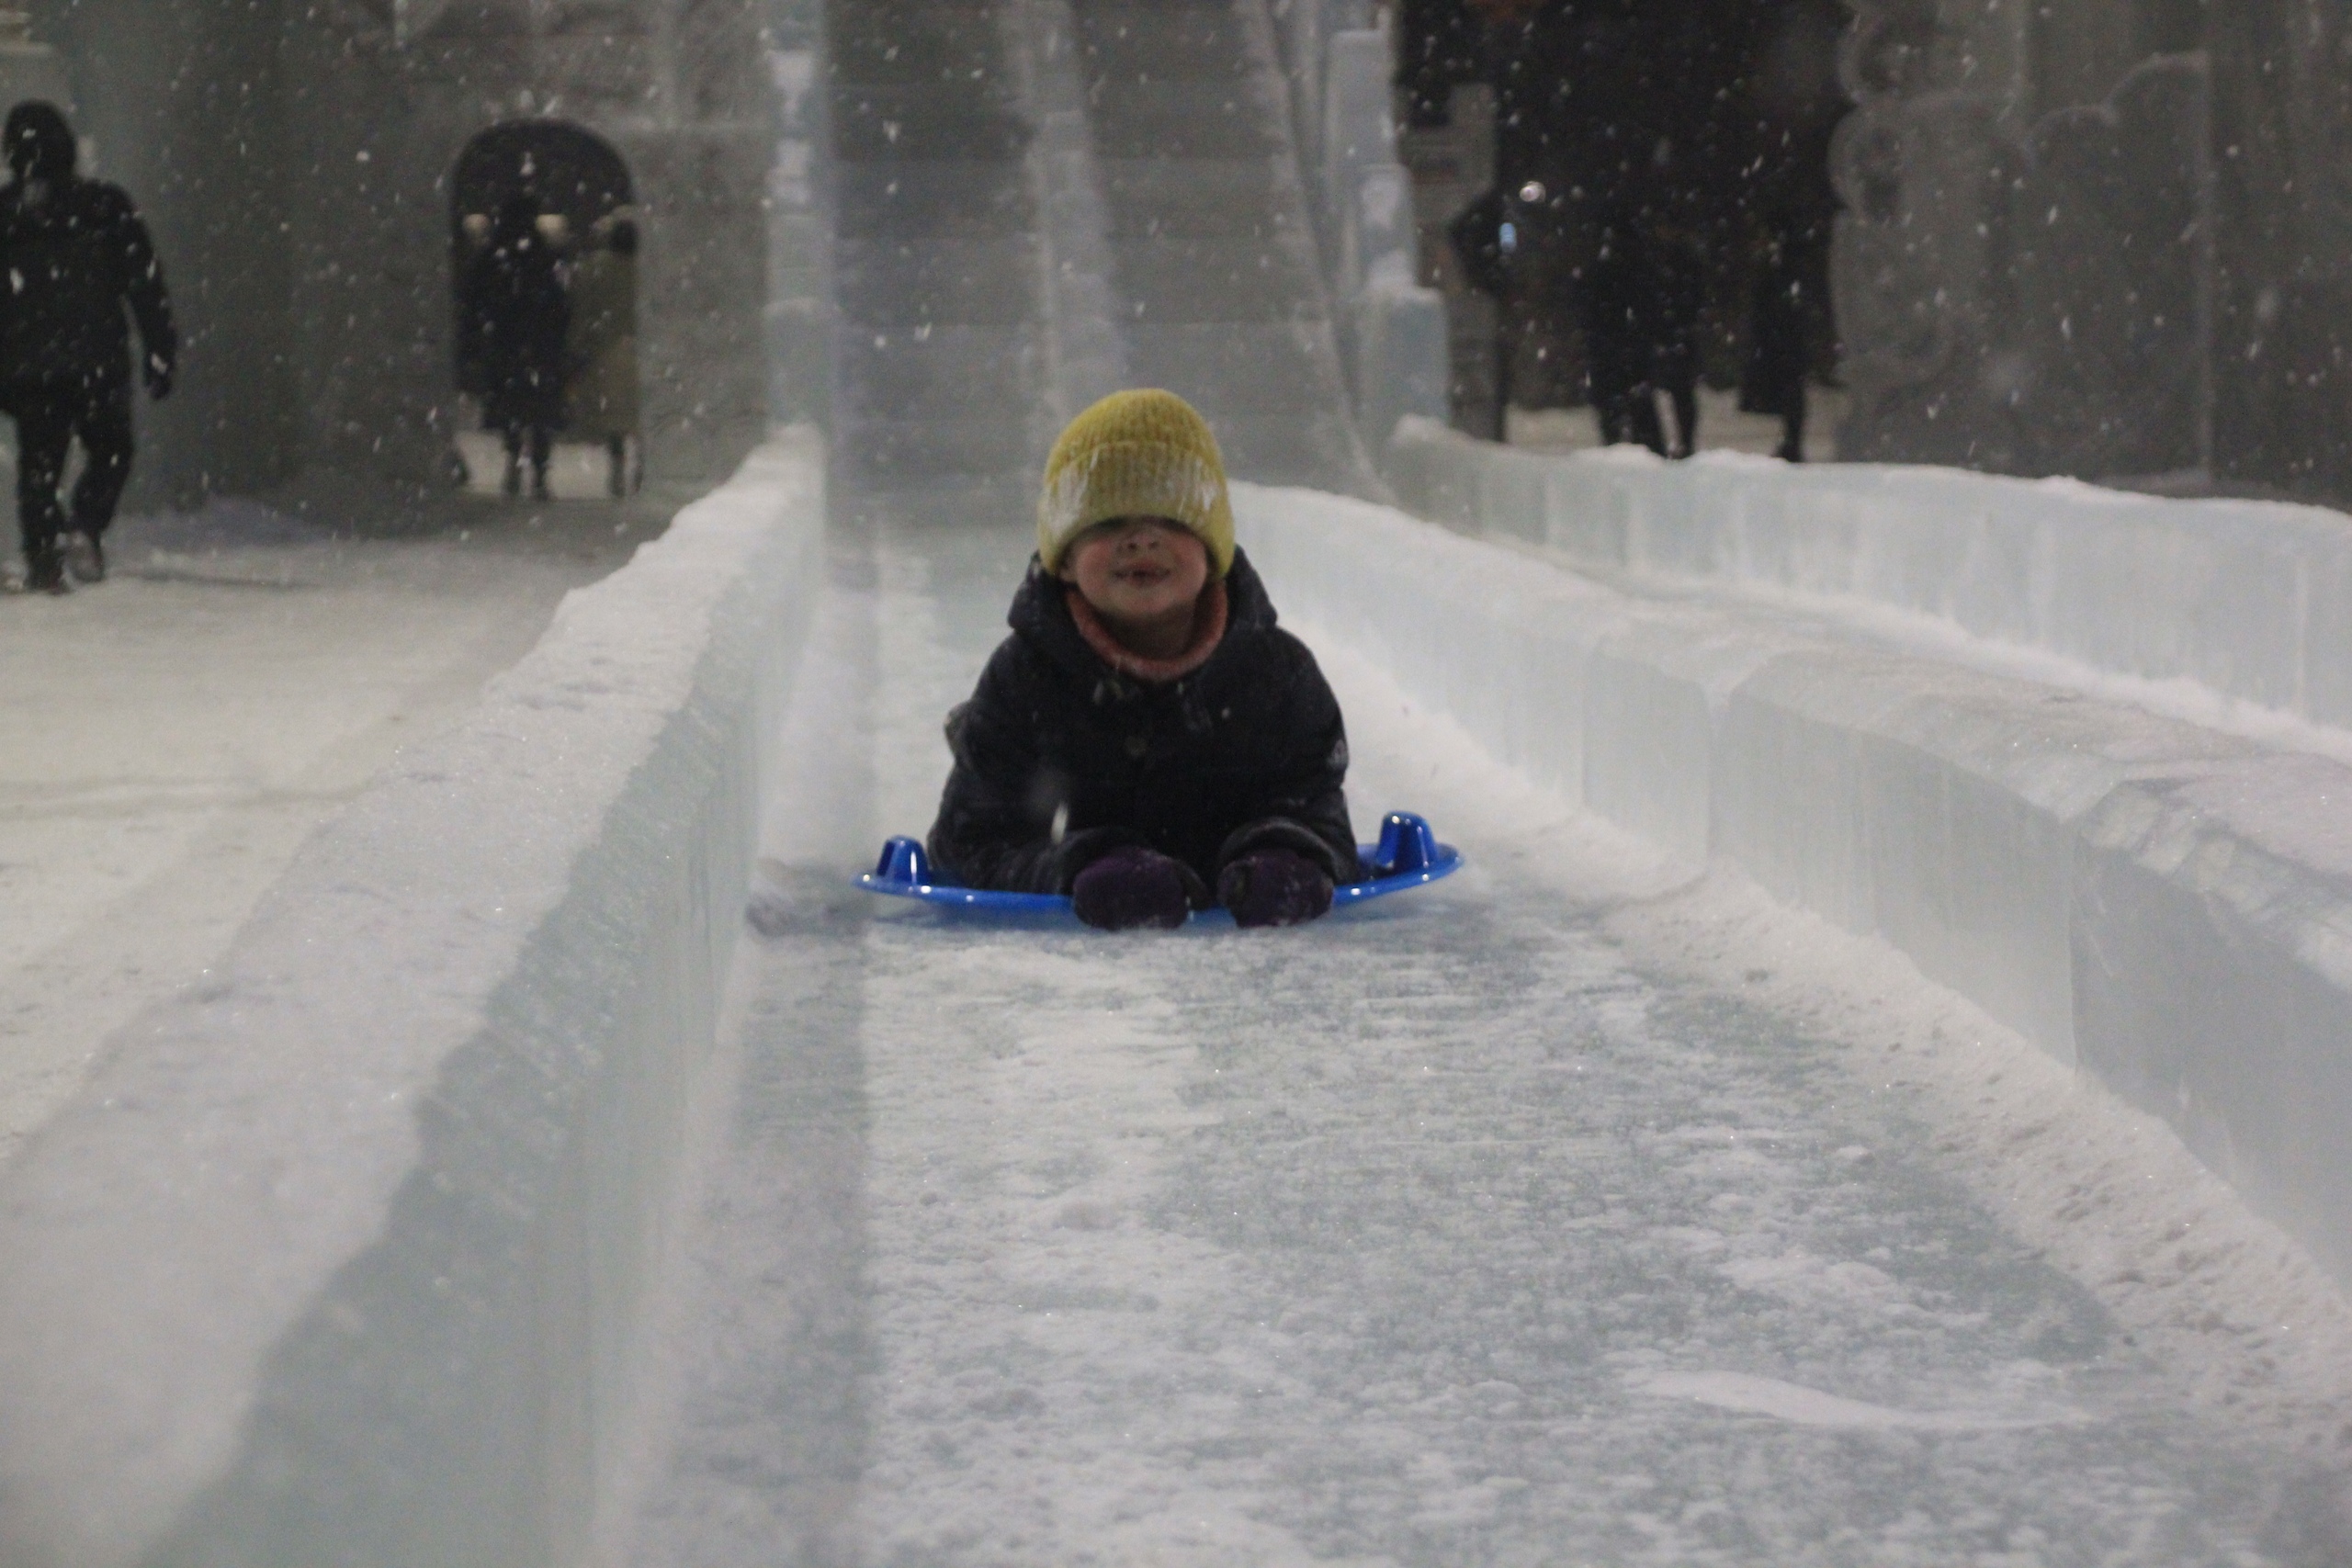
(1643, 213, 1706, 458)
(0, 102, 175, 594)
(1741, 0, 1849, 462)
(1511, 0, 1760, 458)
(1580, 207, 1672, 454)
(461, 195, 569, 500)
(1741, 217, 1822, 462)
(928, 389, 1361, 931)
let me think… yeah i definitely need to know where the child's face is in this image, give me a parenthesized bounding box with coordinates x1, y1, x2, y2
(1059, 517, 1210, 628)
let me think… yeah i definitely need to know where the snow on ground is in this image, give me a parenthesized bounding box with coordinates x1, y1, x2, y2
(0, 490, 679, 1168)
(628, 497, 2352, 1565)
(1506, 388, 1846, 464)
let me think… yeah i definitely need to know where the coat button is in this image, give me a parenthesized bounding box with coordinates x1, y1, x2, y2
(1125, 734, 1148, 759)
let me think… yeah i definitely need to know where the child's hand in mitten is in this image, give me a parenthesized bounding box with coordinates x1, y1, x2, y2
(1072, 846, 1203, 931)
(1217, 848, 1333, 929)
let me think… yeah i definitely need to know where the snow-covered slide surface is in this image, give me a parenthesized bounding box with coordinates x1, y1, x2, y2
(1390, 416, 2352, 740)
(1247, 476, 2352, 1314)
(630, 496, 2352, 1564)
(0, 437, 824, 1568)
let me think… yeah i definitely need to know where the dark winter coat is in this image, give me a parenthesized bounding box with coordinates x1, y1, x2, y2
(461, 225, 569, 430)
(928, 549, 1363, 897)
(0, 147, 175, 393)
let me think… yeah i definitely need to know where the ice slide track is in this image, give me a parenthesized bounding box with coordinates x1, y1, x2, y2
(624, 506, 2351, 1565)
(825, 0, 1374, 511)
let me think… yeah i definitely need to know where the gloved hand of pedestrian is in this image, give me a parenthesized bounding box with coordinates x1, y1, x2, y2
(1070, 845, 1204, 931)
(1217, 848, 1334, 929)
(143, 355, 174, 400)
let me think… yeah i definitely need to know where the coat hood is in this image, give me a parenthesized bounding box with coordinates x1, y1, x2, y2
(6, 103, 74, 183)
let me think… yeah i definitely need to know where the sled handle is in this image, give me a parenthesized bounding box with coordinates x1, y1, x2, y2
(1372, 812, 1440, 877)
(875, 836, 932, 886)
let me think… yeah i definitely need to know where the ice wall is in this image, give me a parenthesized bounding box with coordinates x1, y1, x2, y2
(1244, 477, 2352, 1303)
(0, 436, 825, 1568)
(1389, 417, 2352, 731)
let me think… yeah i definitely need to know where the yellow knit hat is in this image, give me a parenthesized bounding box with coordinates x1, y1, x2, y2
(1037, 389, 1236, 578)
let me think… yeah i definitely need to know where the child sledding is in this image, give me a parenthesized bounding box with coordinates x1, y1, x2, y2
(863, 389, 1457, 931)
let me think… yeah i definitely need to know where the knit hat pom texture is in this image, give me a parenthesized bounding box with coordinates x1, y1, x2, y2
(1038, 389, 1236, 578)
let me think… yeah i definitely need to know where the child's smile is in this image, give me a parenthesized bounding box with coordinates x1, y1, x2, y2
(1061, 517, 1212, 658)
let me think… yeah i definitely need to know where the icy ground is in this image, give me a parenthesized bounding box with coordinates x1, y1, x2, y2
(628, 502, 2352, 1566)
(0, 490, 678, 1167)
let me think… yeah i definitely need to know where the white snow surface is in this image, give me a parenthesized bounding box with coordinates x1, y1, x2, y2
(628, 499, 2352, 1566)
(9, 452, 2352, 1559)
(1388, 416, 2352, 742)
(0, 500, 668, 1169)
(0, 438, 823, 1568)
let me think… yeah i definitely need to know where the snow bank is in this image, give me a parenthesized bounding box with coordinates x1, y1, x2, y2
(1387, 416, 2352, 730)
(0, 434, 827, 1568)
(1242, 480, 2352, 1303)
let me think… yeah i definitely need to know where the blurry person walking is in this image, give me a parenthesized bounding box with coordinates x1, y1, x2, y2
(1740, 0, 1848, 463)
(1741, 217, 1826, 462)
(564, 215, 640, 498)
(0, 102, 175, 594)
(461, 196, 569, 500)
(1578, 208, 1702, 458)
(1644, 214, 1706, 459)
(1580, 215, 1665, 454)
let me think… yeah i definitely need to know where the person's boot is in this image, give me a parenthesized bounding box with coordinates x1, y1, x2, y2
(66, 530, 105, 583)
(25, 545, 69, 595)
(607, 437, 628, 500)
(1777, 411, 1806, 464)
(531, 463, 552, 502)
(503, 452, 524, 499)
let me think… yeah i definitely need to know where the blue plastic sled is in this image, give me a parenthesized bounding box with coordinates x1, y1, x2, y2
(857, 811, 1463, 922)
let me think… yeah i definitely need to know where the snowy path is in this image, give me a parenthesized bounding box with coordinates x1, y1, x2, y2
(630, 506, 2349, 1565)
(0, 495, 676, 1167)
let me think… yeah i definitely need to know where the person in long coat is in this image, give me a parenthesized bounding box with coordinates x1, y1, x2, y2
(462, 196, 569, 500)
(1740, 0, 1849, 462)
(0, 101, 175, 592)
(564, 216, 640, 497)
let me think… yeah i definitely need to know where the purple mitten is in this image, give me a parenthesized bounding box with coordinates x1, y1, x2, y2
(1071, 846, 1194, 931)
(1217, 848, 1334, 929)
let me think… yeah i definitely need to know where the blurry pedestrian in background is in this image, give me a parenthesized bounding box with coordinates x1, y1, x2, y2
(461, 195, 569, 501)
(1644, 210, 1706, 459)
(1741, 216, 1823, 462)
(0, 101, 175, 594)
(564, 214, 640, 498)
(1580, 208, 1667, 454)
(1740, 0, 1849, 462)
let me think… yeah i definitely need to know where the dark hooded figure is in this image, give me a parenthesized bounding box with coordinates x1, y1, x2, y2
(0, 102, 175, 593)
(460, 195, 569, 499)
